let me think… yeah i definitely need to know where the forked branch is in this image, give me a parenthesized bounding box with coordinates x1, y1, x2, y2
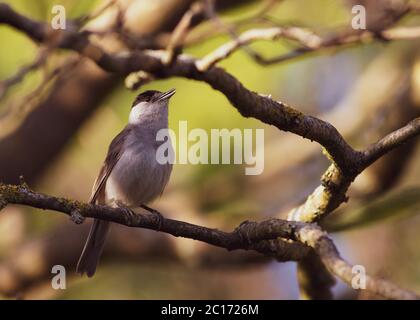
(0, 183, 417, 300)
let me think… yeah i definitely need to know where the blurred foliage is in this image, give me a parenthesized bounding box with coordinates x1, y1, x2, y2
(325, 188, 420, 232)
(0, 0, 419, 299)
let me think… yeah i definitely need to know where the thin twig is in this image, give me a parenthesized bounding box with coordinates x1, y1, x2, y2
(0, 48, 48, 100)
(196, 24, 420, 69)
(0, 57, 81, 139)
(163, 1, 206, 65)
(196, 26, 322, 71)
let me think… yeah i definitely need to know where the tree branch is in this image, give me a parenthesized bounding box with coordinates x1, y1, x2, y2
(0, 182, 308, 261)
(0, 182, 417, 300)
(0, 2, 362, 175)
(163, 1, 206, 65)
(295, 223, 418, 300)
(195, 26, 322, 71)
(363, 117, 420, 166)
(216, 26, 420, 66)
(1, 3, 420, 300)
(0, 3, 417, 180)
(2, 3, 416, 179)
(288, 117, 420, 222)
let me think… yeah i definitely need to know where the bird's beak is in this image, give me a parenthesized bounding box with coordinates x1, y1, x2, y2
(156, 88, 176, 102)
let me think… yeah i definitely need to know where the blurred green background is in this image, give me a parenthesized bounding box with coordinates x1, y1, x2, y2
(0, 0, 419, 299)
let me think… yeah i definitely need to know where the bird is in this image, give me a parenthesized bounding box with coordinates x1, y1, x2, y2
(77, 88, 176, 277)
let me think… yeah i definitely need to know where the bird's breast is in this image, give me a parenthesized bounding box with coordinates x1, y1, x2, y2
(105, 141, 173, 207)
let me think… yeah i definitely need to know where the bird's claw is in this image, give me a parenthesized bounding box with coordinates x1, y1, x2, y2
(115, 201, 137, 221)
(141, 204, 164, 230)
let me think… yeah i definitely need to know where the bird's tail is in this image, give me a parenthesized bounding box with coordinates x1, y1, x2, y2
(76, 219, 110, 277)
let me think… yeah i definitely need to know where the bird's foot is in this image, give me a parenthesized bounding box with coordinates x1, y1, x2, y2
(115, 201, 137, 222)
(140, 204, 164, 230)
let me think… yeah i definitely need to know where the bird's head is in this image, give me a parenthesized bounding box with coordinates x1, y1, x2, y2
(129, 88, 176, 123)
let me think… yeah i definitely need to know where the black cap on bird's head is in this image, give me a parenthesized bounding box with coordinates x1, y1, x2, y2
(132, 89, 176, 108)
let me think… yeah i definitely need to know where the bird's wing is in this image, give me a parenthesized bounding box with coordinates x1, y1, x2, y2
(89, 127, 132, 204)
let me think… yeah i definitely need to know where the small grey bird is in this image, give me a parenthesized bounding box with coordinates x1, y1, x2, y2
(77, 89, 175, 277)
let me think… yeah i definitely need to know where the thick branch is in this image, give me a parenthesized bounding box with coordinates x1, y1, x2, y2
(0, 183, 308, 261)
(0, 183, 417, 300)
(0, 185, 300, 250)
(288, 117, 420, 222)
